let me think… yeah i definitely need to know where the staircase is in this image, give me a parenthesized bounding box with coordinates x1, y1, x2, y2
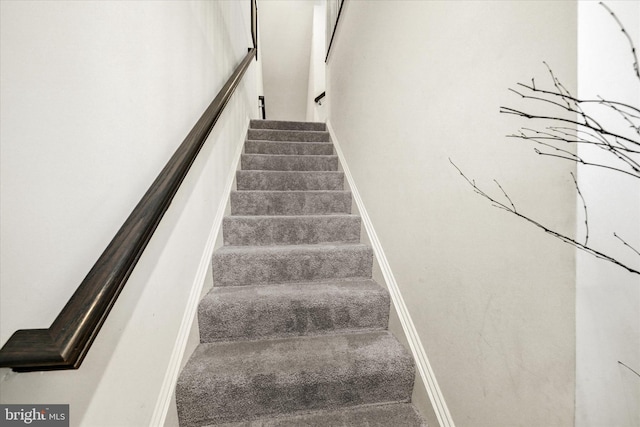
(176, 120, 425, 426)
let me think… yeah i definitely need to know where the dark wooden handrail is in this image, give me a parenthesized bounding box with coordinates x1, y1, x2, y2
(325, 0, 346, 62)
(251, 0, 258, 59)
(0, 47, 257, 372)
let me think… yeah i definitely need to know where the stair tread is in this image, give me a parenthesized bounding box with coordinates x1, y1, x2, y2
(199, 279, 389, 342)
(208, 403, 425, 427)
(177, 331, 415, 426)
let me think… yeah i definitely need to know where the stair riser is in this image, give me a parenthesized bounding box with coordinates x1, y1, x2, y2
(250, 119, 326, 132)
(212, 246, 373, 287)
(230, 191, 352, 216)
(242, 154, 338, 171)
(198, 283, 390, 342)
(247, 129, 330, 142)
(223, 216, 361, 246)
(245, 140, 334, 155)
(236, 171, 344, 191)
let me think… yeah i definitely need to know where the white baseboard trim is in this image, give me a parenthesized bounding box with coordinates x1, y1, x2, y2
(149, 122, 246, 427)
(326, 121, 455, 427)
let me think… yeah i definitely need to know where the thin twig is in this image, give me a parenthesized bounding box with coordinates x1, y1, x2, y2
(546, 125, 640, 172)
(500, 107, 640, 148)
(614, 232, 640, 257)
(607, 145, 640, 174)
(512, 81, 604, 131)
(599, 96, 640, 136)
(550, 126, 635, 152)
(597, 97, 640, 120)
(618, 361, 640, 378)
(532, 140, 580, 159)
(571, 172, 589, 245)
(513, 82, 640, 116)
(544, 61, 575, 110)
(555, 127, 640, 162)
(494, 180, 516, 212)
(509, 87, 576, 113)
(532, 148, 639, 178)
(600, 2, 640, 80)
(514, 126, 640, 174)
(449, 159, 640, 275)
(519, 127, 606, 147)
(510, 127, 640, 153)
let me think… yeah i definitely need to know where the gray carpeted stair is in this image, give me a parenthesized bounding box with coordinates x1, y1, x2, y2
(176, 120, 425, 427)
(241, 154, 338, 171)
(245, 140, 334, 155)
(177, 331, 414, 427)
(223, 215, 361, 246)
(247, 128, 331, 142)
(198, 279, 389, 342)
(212, 243, 373, 287)
(230, 190, 352, 215)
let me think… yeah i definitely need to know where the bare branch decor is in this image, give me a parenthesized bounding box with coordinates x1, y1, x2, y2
(452, 2, 639, 276)
(449, 160, 639, 275)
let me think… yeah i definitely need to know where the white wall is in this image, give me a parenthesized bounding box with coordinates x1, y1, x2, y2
(306, 2, 327, 122)
(576, 2, 640, 426)
(327, 1, 577, 426)
(259, 0, 314, 121)
(0, 1, 257, 425)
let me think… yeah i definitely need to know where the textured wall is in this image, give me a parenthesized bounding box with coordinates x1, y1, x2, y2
(327, 1, 577, 426)
(0, 1, 257, 425)
(576, 1, 640, 425)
